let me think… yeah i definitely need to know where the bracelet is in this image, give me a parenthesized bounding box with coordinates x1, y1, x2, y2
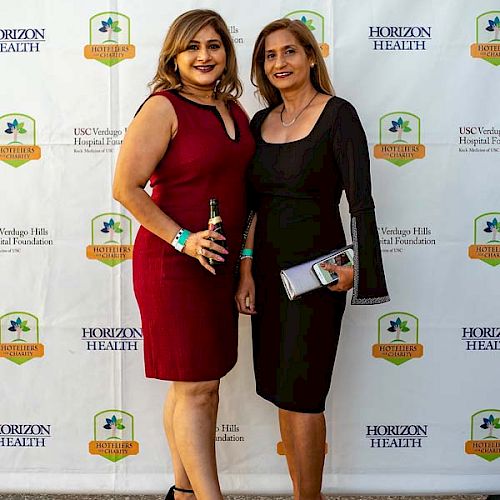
(240, 248, 253, 260)
(172, 228, 191, 252)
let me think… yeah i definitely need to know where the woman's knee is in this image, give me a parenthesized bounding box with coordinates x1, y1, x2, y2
(173, 380, 220, 404)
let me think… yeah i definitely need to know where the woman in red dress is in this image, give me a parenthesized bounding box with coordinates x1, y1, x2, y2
(113, 10, 254, 500)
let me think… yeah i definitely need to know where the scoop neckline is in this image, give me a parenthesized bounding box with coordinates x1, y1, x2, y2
(259, 96, 336, 146)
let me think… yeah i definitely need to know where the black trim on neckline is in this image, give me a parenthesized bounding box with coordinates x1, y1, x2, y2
(170, 89, 217, 109)
(213, 105, 240, 143)
(170, 90, 240, 143)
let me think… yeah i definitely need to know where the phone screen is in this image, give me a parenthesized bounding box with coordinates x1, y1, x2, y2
(313, 250, 353, 285)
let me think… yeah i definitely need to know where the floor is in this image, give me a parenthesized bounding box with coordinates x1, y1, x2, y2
(0, 495, 488, 500)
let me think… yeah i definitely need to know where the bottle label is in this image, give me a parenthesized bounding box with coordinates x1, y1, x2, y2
(209, 216, 222, 225)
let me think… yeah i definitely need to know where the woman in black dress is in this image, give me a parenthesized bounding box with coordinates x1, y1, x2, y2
(235, 19, 389, 499)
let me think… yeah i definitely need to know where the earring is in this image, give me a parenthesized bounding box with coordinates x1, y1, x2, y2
(174, 59, 178, 72)
(310, 63, 315, 68)
(213, 79, 220, 97)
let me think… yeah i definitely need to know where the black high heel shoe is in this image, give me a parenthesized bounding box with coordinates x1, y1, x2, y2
(165, 485, 194, 500)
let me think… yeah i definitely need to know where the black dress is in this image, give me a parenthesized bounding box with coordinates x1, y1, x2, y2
(248, 96, 389, 413)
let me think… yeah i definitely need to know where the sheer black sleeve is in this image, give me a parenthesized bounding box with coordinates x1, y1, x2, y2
(237, 109, 269, 261)
(332, 100, 389, 305)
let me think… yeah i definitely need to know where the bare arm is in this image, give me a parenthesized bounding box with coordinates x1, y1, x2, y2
(113, 95, 179, 242)
(113, 95, 227, 274)
(239, 214, 256, 277)
(235, 214, 257, 314)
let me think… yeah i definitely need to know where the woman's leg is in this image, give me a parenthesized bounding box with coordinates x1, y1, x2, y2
(172, 380, 222, 500)
(279, 408, 327, 500)
(163, 385, 195, 496)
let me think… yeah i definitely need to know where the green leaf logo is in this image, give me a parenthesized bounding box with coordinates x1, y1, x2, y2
(389, 117, 412, 143)
(99, 17, 122, 42)
(480, 414, 500, 439)
(387, 317, 410, 342)
(8, 317, 30, 342)
(300, 15, 316, 31)
(5, 118, 27, 144)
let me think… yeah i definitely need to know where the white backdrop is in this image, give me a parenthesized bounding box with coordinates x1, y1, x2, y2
(1, 0, 500, 495)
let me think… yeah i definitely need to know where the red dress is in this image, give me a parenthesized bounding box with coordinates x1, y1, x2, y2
(132, 90, 255, 381)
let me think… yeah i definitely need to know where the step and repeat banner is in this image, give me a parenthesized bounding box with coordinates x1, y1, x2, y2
(1, 0, 499, 495)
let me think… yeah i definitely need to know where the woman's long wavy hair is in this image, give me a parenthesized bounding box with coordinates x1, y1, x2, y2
(149, 9, 242, 100)
(251, 18, 334, 108)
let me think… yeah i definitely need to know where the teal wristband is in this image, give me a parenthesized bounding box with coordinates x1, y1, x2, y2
(241, 248, 253, 257)
(172, 228, 191, 252)
(178, 229, 191, 246)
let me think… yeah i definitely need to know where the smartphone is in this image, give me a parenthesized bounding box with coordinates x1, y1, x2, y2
(312, 248, 354, 286)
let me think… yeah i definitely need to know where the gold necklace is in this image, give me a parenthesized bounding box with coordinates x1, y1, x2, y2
(280, 92, 319, 128)
(181, 88, 216, 103)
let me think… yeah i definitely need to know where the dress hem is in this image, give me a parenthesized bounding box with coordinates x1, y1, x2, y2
(145, 358, 237, 382)
(256, 388, 326, 414)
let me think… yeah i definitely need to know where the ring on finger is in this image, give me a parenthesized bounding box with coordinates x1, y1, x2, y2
(197, 248, 204, 256)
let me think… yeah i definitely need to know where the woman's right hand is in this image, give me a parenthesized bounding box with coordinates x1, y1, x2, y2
(235, 273, 257, 315)
(183, 230, 228, 275)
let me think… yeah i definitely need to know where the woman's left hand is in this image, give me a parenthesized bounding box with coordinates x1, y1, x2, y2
(235, 273, 257, 315)
(321, 263, 354, 292)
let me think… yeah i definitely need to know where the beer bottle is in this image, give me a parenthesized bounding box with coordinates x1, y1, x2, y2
(208, 198, 227, 266)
